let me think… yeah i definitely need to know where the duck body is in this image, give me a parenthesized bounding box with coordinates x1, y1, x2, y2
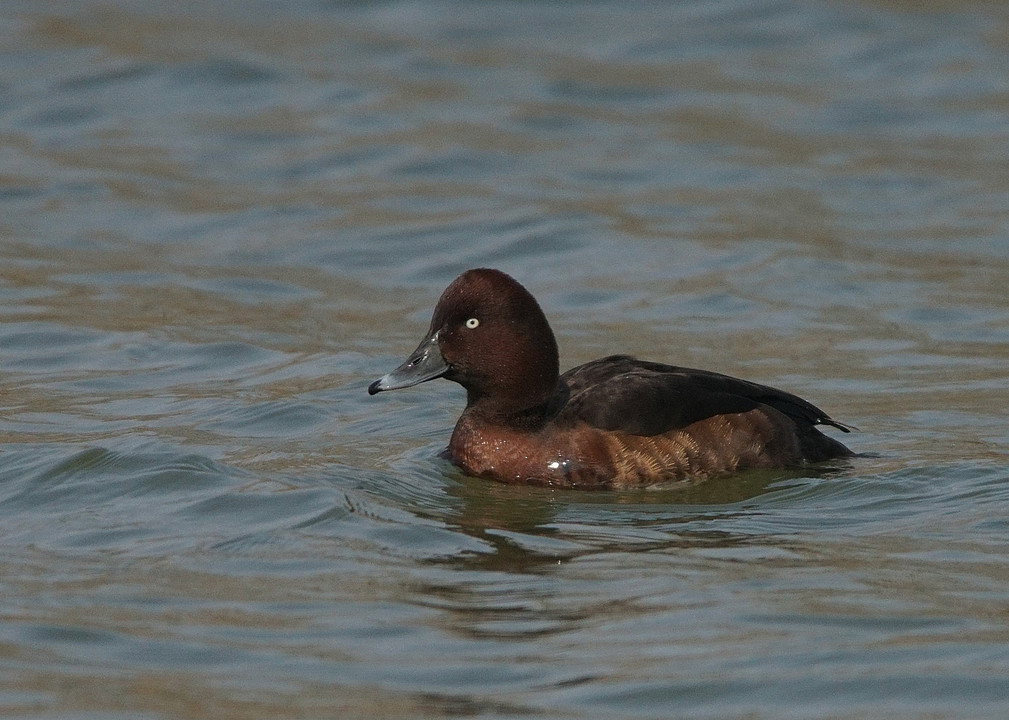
(369, 268, 852, 489)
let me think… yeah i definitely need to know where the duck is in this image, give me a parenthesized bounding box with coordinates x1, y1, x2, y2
(368, 268, 853, 489)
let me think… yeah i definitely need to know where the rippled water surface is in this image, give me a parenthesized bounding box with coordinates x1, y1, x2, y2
(3, 1, 1009, 717)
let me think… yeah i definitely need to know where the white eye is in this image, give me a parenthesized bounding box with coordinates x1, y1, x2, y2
(465, 317, 480, 329)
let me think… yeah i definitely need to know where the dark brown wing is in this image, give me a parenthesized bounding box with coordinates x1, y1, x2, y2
(558, 355, 851, 437)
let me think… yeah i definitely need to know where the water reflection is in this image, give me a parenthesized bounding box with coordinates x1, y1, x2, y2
(429, 465, 850, 575)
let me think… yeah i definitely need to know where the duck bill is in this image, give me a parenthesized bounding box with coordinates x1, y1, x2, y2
(368, 332, 449, 394)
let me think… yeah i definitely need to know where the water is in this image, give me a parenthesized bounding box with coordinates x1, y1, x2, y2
(2, 0, 1009, 717)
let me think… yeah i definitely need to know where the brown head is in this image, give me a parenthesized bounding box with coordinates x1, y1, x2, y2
(368, 269, 560, 417)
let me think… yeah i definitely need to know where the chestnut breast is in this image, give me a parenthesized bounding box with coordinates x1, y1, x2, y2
(449, 399, 815, 489)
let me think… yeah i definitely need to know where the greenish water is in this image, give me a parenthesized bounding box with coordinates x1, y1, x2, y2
(2, 1, 1009, 718)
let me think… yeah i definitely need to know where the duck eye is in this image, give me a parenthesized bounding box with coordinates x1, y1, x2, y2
(465, 318, 479, 329)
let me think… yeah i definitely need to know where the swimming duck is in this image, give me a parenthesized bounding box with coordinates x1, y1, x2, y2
(369, 268, 852, 488)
